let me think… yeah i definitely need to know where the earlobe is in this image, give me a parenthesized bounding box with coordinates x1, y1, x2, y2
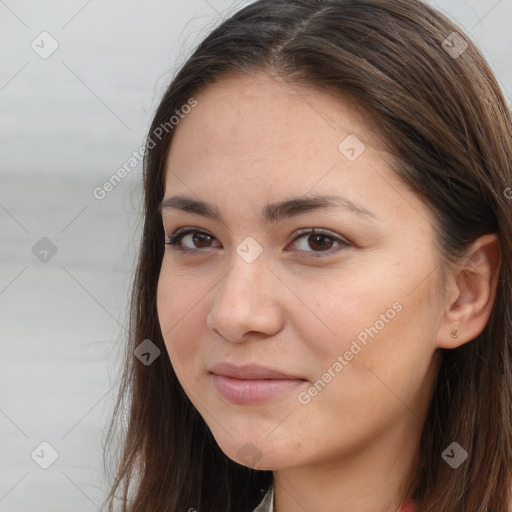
(436, 233, 502, 349)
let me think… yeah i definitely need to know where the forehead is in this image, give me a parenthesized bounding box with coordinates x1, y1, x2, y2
(162, 72, 432, 230)
(166, 72, 380, 180)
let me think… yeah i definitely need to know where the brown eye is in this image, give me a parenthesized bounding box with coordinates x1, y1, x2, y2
(189, 232, 214, 248)
(165, 228, 220, 252)
(289, 228, 350, 258)
(164, 226, 350, 258)
(307, 234, 335, 251)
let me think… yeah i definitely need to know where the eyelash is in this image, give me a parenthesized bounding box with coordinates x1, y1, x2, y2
(164, 227, 350, 258)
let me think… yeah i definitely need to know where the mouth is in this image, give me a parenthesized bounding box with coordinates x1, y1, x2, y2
(209, 362, 308, 404)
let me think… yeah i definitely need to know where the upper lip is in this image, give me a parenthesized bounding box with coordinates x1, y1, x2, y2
(210, 362, 305, 380)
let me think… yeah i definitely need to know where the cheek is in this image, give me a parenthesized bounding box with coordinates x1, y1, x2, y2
(157, 261, 205, 334)
(287, 274, 400, 363)
(156, 269, 201, 374)
(294, 267, 435, 384)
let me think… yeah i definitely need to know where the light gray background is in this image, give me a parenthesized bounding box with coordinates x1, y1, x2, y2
(1, 1, 511, 510)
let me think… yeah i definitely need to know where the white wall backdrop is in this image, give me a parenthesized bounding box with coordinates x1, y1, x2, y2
(1, 1, 511, 510)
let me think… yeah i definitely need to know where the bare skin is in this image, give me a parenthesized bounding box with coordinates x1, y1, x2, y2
(156, 72, 501, 512)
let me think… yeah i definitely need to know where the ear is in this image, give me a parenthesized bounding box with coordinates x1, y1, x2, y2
(436, 233, 502, 349)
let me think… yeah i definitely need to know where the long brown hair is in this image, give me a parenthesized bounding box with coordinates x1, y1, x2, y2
(101, 1, 512, 510)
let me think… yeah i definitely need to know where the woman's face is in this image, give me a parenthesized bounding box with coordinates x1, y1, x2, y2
(157, 72, 445, 471)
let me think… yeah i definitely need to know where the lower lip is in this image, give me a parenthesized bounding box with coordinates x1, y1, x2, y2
(211, 374, 307, 404)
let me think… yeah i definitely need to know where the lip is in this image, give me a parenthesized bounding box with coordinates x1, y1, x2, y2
(210, 362, 305, 380)
(209, 362, 308, 404)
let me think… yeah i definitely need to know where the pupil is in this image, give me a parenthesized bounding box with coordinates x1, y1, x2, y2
(194, 233, 211, 248)
(310, 234, 332, 251)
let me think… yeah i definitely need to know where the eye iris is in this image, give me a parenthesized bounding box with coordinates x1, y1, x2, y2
(193, 232, 212, 248)
(309, 234, 333, 251)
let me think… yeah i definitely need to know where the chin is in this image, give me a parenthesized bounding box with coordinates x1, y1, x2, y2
(212, 430, 301, 471)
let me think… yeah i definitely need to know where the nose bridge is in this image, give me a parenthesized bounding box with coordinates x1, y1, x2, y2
(206, 244, 283, 341)
(219, 245, 270, 305)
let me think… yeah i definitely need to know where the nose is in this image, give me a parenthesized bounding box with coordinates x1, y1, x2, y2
(206, 250, 285, 343)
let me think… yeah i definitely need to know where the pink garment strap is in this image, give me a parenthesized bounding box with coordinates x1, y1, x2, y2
(398, 501, 416, 512)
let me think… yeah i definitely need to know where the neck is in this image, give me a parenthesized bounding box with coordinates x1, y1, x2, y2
(273, 412, 422, 512)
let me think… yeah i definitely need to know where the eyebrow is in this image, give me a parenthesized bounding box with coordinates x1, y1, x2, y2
(158, 193, 379, 223)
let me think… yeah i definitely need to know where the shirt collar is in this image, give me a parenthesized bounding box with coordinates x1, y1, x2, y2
(251, 483, 414, 512)
(252, 483, 274, 512)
